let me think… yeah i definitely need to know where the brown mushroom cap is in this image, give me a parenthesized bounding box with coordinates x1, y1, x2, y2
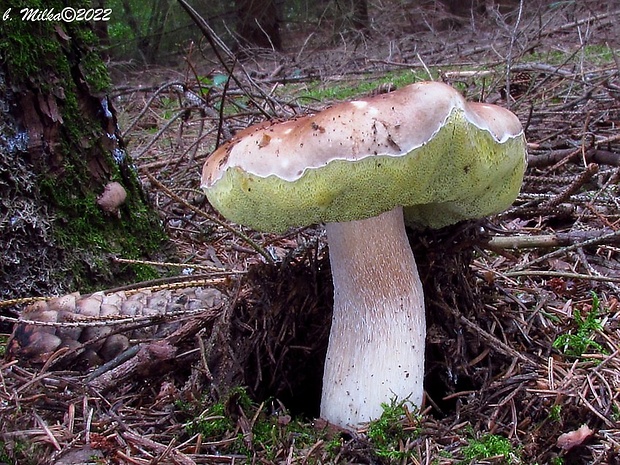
(202, 81, 526, 231)
(97, 182, 127, 213)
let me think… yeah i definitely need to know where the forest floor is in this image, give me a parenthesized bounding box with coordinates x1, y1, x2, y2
(3, 1, 620, 464)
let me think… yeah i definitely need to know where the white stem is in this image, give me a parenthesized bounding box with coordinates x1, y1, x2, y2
(320, 207, 426, 428)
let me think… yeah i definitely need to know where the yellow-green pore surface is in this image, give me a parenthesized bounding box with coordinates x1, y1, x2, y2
(205, 109, 527, 232)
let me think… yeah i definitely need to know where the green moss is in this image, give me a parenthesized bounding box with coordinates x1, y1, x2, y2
(524, 43, 618, 66)
(186, 400, 234, 439)
(367, 399, 421, 460)
(0, 27, 57, 81)
(462, 433, 518, 464)
(0, 336, 7, 358)
(180, 388, 334, 461)
(0, 1, 110, 93)
(38, 168, 166, 289)
(73, 26, 112, 93)
(0, 439, 46, 465)
(297, 69, 429, 104)
(549, 404, 562, 423)
(0, 4, 64, 83)
(0, 442, 12, 464)
(183, 387, 254, 442)
(80, 48, 112, 93)
(0, 3, 77, 84)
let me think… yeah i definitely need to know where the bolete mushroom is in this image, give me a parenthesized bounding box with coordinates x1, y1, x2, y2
(201, 81, 527, 428)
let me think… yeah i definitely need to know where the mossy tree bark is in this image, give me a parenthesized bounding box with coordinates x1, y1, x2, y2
(0, 2, 168, 302)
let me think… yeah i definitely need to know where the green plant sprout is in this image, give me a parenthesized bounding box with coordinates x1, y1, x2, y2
(549, 404, 562, 423)
(552, 292, 607, 357)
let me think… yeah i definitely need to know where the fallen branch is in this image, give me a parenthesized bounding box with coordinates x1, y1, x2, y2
(510, 229, 620, 272)
(486, 228, 620, 250)
(528, 148, 620, 168)
(502, 270, 620, 284)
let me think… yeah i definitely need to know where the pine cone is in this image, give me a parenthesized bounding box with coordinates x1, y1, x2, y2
(7, 287, 225, 367)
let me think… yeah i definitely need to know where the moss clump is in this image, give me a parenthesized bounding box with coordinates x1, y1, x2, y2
(0, 2, 85, 87)
(367, 400, 421, 460)
(38, 168, 166, 289)
(462, 433, 519, 463)
(75, 28, 112, 94)
(181, 388, 334, 461)
(0, 5, 60, 82)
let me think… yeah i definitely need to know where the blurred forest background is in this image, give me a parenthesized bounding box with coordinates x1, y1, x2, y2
(98, 0, 523, 65)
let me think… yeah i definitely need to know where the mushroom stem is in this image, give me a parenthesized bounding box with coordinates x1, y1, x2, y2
(321, 206, 425, 428)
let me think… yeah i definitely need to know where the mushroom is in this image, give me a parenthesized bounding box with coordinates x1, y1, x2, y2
(97, 181, 127, 216)
(201, 81, 527, 428)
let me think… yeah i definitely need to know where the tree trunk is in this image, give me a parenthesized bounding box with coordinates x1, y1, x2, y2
(0, 3, 167, 303)
(235, 0, 282, 53)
